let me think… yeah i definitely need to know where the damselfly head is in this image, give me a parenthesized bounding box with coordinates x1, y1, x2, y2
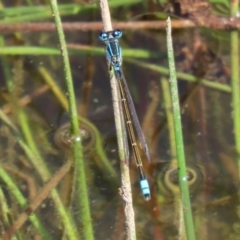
(99, 29, 122, 41)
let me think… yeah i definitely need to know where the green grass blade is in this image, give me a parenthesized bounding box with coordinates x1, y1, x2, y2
(166, 17, 196, 240)
(49, 0, 94, 239)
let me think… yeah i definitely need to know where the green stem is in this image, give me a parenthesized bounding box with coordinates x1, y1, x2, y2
(166, 17, 196, 240)
(127, 58, 231, 93)
(161, 77, 177, 160)
(49, 0, 94, 239)
(230, 0, 240, 173)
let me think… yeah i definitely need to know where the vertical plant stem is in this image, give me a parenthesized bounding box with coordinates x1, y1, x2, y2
(98, 1, 136, 239)
(166, 17, 196, 240)
(49, 1, 94, 240)
(229, 1, 240, 237)
(161, 77, 177, 160)
(161, 77, 187, 238)
(230, 0, 240, 175)
(161, 76, 187, 239)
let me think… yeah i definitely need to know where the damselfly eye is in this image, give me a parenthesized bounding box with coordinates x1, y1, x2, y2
(99, 32, 108, 41)
(112, 29, 122, 38)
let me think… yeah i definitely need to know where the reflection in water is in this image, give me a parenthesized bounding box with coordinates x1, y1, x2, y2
(150, 152, 239, 239)
(54, 121, 96, 153)
(156, 161, 205, 198)
(150, 161, 205, 239)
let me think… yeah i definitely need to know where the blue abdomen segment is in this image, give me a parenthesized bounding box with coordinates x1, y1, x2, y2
(140, 179, 151, 201)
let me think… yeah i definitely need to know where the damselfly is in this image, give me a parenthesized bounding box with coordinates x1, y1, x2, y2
(99, 29, 151, 200)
